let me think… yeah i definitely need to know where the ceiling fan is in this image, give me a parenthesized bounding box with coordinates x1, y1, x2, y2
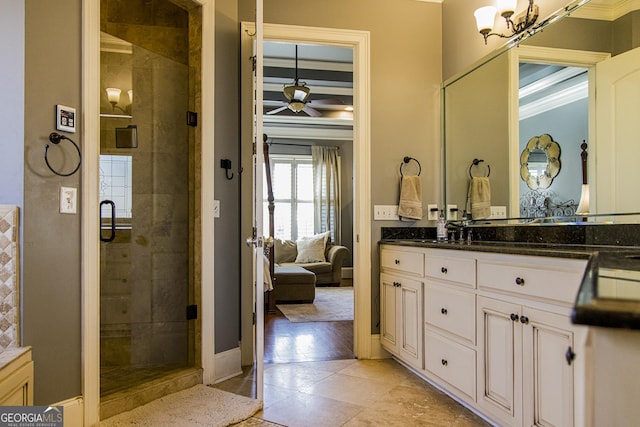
(265, 45, 344, 117)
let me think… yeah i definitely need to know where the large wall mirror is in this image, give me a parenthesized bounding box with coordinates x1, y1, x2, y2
(443, 0, 640, 222)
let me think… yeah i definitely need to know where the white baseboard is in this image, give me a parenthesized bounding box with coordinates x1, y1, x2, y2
(342, 267, 353, 279)
(52, 396, 83, 427)
(369, 334, 391, 359)
(213, 347, 242, 383)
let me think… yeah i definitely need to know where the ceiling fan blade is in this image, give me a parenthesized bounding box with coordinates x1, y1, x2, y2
(302, 106, 322, 117)
(266, 106, 288, 115)
(308, 98, 344, 105)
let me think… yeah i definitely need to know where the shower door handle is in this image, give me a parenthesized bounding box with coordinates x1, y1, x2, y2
(100, 200, 116, 242)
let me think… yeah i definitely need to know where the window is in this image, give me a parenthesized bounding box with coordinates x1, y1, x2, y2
(99, 155, 132, 227)
(263, 155, 314, 241)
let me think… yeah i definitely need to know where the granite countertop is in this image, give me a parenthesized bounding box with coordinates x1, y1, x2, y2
(381, 225, 640, 331)
(0, 347, 31, 370)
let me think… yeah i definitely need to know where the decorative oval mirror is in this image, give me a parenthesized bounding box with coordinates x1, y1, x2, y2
(520, 134, 561, 190)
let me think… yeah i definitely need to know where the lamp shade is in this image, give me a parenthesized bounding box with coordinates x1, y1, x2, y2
(576, 184, 590, 214)
(497, 0, 517, 16)
(474, 6, 497, 33)
(106, 87, 121, 104)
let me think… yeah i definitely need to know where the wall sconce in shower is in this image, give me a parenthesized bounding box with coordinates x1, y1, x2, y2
(106, 87, 133, 114)
(474, 0, 539, 44)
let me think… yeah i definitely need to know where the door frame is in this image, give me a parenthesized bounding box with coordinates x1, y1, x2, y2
(81, 1, 216, 424)
(240, 22, 372, 364)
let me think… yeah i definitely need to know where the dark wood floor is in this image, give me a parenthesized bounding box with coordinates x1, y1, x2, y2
(264, 308, 354, 364)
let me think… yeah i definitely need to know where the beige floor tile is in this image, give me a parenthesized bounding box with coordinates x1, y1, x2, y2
(259, 391, 363, 427)
(264, 363, 334, 392)
(281, 358, 358, 374)
(299, 371, 397, 408)
(336, 359, 414, 385)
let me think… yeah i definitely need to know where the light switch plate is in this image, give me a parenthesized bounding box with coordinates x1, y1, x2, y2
(56, 104, 76, 133)
(427, 204, 439, 221)
(213, 200, 220, 218)
(60, 186, 77, 214)
(374, 205, 399, 220)
(447, 204, 458, 220)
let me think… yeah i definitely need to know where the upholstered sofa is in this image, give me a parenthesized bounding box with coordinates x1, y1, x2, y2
(273, 236, 349, 286)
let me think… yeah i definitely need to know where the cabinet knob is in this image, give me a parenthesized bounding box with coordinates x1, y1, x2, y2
(395, 259, 400, 264)
(441, 359, 448, 366)
(393, 281, 401, 287)
(441, 308, 448, 315)
(520, 316, 529, 324)
(515, 277, 525, 286)
(441, 267, 448, 274)
(510, 313, 519, 322)
(565, 346, 576, 365)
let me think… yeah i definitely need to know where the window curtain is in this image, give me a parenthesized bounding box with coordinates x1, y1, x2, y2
(312, 146, 341, 244)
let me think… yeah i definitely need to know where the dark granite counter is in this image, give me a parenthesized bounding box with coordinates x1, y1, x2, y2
(381, 224, 640, 331)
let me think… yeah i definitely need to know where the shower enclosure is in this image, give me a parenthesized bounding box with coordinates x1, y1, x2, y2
(99, 0, 199, 399)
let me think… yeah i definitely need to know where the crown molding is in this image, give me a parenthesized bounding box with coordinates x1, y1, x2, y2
(572, 0, 640, 21)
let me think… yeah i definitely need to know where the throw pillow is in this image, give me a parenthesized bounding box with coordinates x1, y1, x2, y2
(295, 231, 331, 263)
(274, 239, 297, 264)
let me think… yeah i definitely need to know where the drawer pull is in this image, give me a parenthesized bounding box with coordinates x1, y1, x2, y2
(395, 259, 400, 265)
(510, 313, 519, 322)
(441, 359, 448, 366)
(393, 281, 401, 287)
(441, 308, 448, 315)
(441, 267, 448, 274)
(515, 277, 525, 286)
(520, 316, 529, 324)
(565, 346, 576, 366)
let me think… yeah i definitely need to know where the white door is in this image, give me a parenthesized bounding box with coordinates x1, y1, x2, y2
(379, 273, 398, 352)
(595, 46, 640, 216)
(251, 0, 265, 402)
(398, 277, 423, 368)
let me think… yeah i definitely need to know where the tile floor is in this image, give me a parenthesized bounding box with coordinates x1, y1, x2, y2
(215, 358, 491, 427)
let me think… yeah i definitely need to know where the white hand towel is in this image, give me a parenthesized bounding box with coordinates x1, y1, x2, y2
(398, 175, 423, 220)
(468, 176, 491, 219)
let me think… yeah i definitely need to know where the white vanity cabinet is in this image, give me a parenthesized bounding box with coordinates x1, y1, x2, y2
(380, 246, 424, 370)
(379, 243, 590, 427)
(423, 250, 477, 401)
(476, 253, 588, 427)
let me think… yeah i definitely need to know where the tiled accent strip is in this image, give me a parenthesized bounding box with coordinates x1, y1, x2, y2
(0, 205, 19, 350)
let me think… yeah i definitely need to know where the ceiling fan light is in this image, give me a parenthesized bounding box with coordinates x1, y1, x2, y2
(288, 101, 306, 113)
(284, 84, 310, 103)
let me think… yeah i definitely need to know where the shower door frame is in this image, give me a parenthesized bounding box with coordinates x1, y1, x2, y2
(81, 0, 216, 424)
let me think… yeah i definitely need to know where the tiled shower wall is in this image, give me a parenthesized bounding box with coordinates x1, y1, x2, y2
(0, 205, 20, 350)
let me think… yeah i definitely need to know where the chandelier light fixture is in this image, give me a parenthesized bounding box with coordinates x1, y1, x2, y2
(474, 0, 539, 44)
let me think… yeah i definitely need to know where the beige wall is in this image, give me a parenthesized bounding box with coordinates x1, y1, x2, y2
(240, 0, 443, 332)
(24, 0, 82, 405)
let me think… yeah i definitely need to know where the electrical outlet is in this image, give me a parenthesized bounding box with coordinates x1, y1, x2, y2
(213, 200, 220, 218)
(427, 204, 439, 221)
(60, 186, 77, 214)
(490, 205, 507, 219)
(447, 204, 458, 220)
(374, 205, 399, 220)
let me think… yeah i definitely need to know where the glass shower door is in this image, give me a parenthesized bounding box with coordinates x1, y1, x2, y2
(98, 16, 194, 397)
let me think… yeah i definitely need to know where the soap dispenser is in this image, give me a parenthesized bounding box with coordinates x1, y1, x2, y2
(436, 210, 447, 241)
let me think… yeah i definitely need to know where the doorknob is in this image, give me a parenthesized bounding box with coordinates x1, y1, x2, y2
(245, 236, 273, 248)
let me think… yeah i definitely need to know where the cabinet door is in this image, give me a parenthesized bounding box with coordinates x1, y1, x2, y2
(380, 273, 398, 353)
(477, 296, 522, 427)
(399, 277, 423, 369)
(522, 307, 575, 427)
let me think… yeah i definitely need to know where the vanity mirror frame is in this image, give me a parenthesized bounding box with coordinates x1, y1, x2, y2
(520, 134, 561, 190)
(441, 0, 626, 224)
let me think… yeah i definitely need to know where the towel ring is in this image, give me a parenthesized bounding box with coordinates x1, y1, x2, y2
(400, 156, 421, 177)
(45, 132, 82, 177)
(469, 158, 490, 178)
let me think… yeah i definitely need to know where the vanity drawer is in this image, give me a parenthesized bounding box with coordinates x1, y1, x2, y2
(425, 252, 476, 288)
(477, 257, 586, 304)
(424, 329, 476, 400)
(381, 247, 424, 277)
(425, 283, 475, 343)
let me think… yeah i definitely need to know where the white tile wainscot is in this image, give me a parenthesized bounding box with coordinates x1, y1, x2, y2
(379, 243, 589, 427)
